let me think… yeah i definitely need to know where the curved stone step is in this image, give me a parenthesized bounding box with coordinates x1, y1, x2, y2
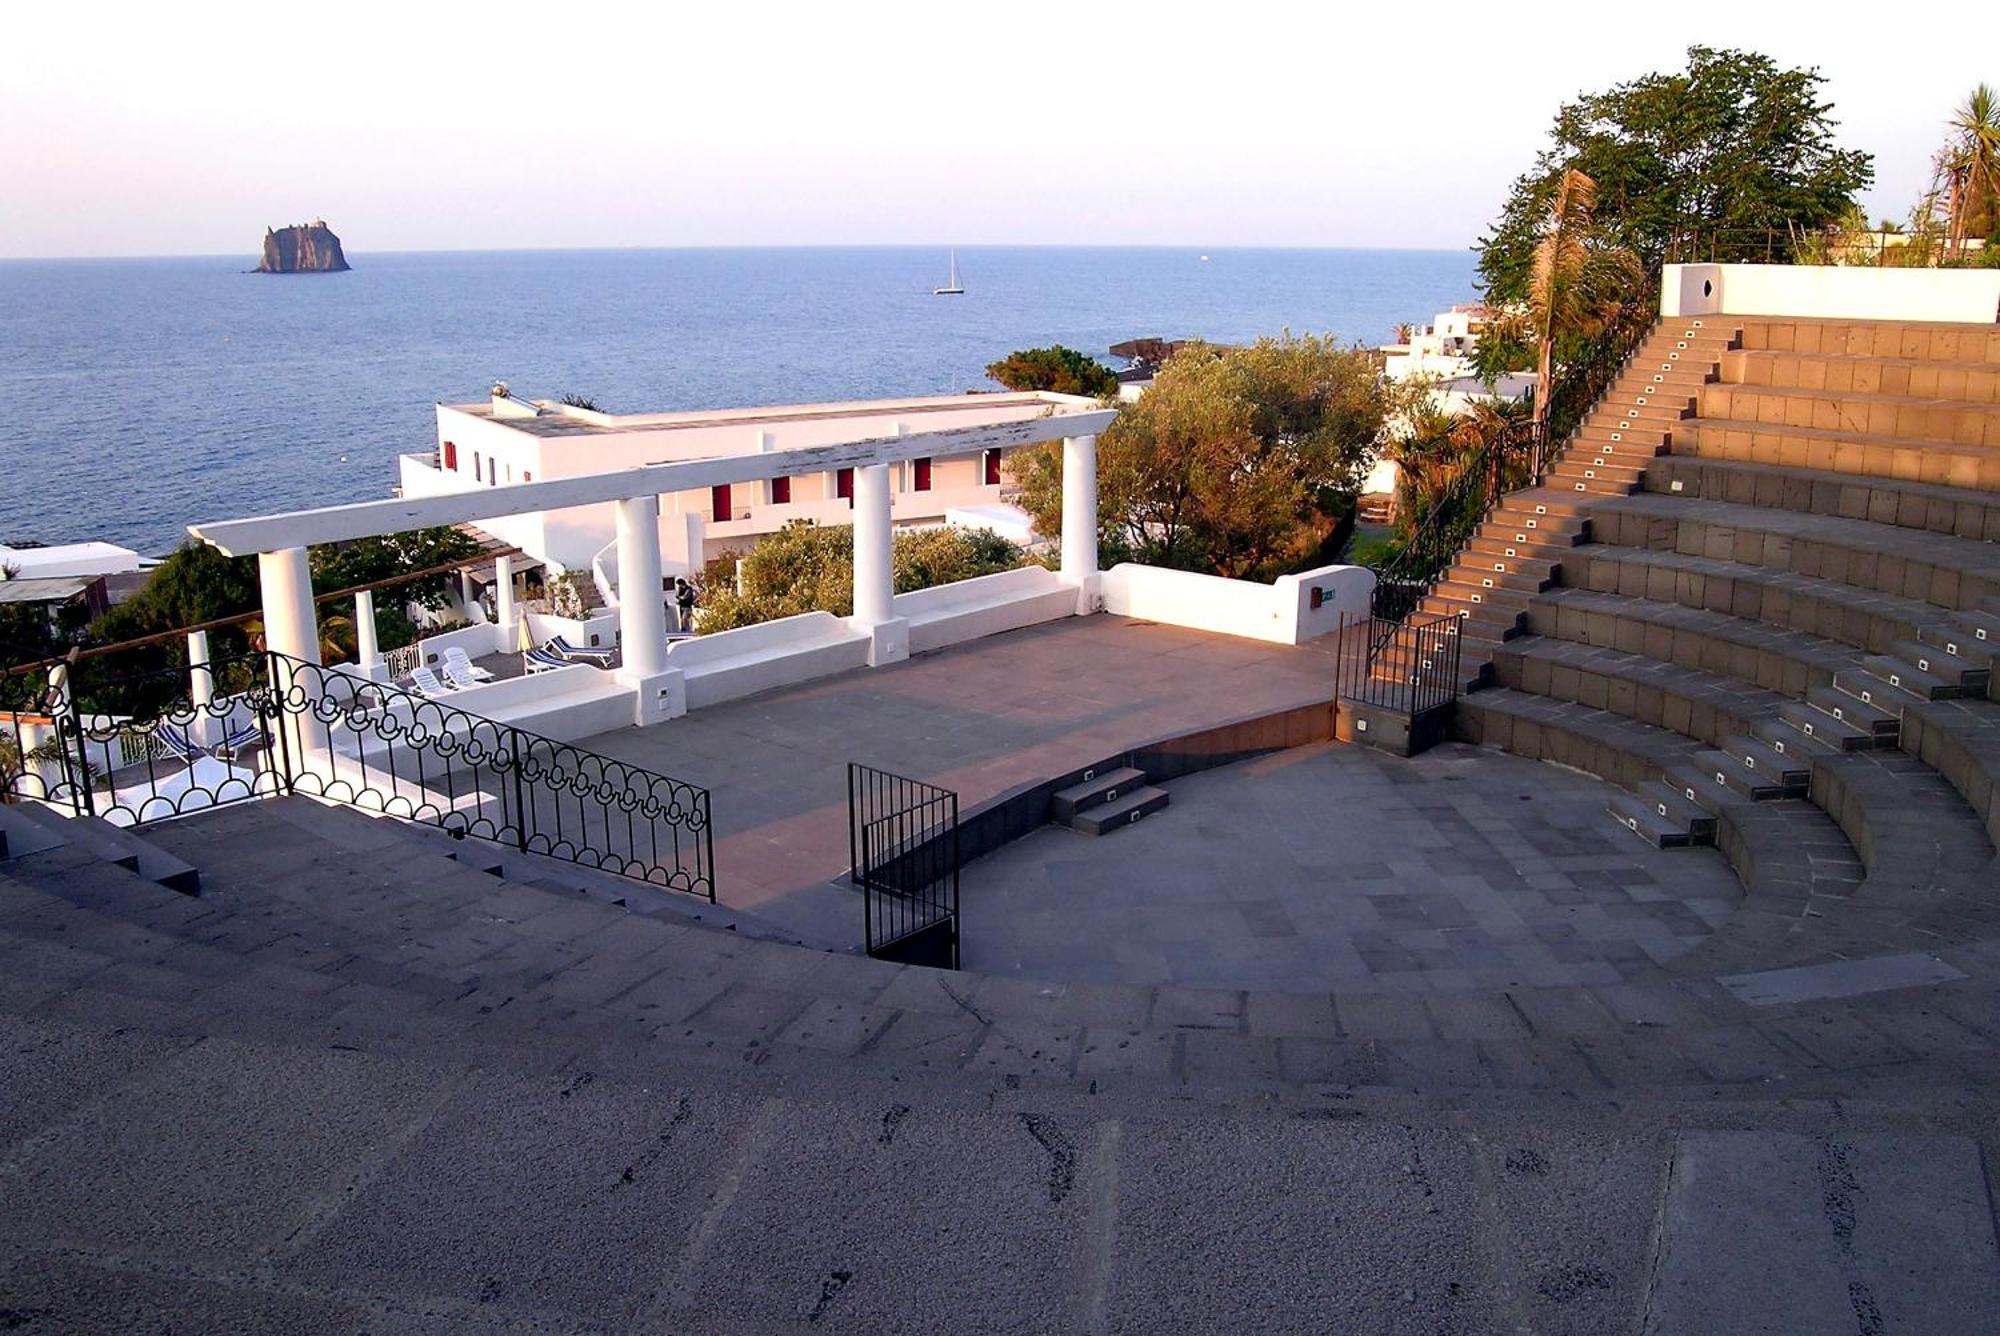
(1644, 453, 2000, 543)
(1584, 492, 2000, 612)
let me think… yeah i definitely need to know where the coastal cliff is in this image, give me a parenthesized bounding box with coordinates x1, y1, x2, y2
(256, 220, 350, 273)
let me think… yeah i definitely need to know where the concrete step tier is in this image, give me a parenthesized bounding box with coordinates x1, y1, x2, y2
(1066, 785, 1170, 835)
(1051, 767, 1149, 823)
(1641, 454, 2000, 544)
(0, 803, 199, 894)
(1721, 347, 2000, 401)
(1733, 316, 2000, 363)
(1581, 493, 2000, 612)
(1560, 543, 2000, 688)
(1672, 416, 2000, 492)
(1698, 383, 2000, 449)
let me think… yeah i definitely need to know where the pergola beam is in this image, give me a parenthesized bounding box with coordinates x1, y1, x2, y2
(189, 411, 1116, 556)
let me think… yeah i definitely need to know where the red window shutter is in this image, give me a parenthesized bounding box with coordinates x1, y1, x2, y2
(913, 458, 932, 491)
(442, 440, 458, 470)
(984, 449, 1002, 486)
(711, 483, 732, 519)
(523, 471, 532, 482)
(772, 475, 791, 504)
(836, 468, 854, 502)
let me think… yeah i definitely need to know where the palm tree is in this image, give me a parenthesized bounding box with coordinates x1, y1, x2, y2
(1527, 168, 1644, 442)
(1944, 84, 2000, 256)
(241, 613, 356, 664)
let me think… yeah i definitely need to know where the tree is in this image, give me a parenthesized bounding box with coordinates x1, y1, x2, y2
(87, 543, 260, 650)
(984, 346, 1119, 398)
(1939, 83, 2000, 257)
(308, 527, 483, 610)
(1525, 168, 1646, 439)
(1477, 47, 1873, 301)
(691, 522, 1028, 633)
(1010, 334, 1389, 582)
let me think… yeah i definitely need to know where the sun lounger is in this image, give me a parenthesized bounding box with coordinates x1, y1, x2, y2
(409, 666, 455, 697)
(547, 636, 616, 666)
(442, 647, 496, 682)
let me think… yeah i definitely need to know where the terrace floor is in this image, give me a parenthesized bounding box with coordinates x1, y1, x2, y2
(958, 741, 1744, 992)
(577, 614, 1345, 948)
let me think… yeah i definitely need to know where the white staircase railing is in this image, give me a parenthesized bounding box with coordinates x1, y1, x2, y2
(590, 538, 620, 609)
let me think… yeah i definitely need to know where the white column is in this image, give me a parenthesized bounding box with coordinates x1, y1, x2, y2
(257, 547, 320, 665)
(494, 555, 518, 639)
(1060, 433, 1101, 614)
(459, 570, 483, 622)
(852, 463, 894, 625)
(616, 495, 669, 679)
(850, 462, 907, 666)
(187, 629, 216, 747)
(353, 589, 381, 674)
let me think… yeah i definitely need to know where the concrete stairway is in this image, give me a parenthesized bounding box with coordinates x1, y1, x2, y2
(1373, 315, 1735, 694)
(1050, 766, 1169, 835)
(1444, 314, 2000, 950)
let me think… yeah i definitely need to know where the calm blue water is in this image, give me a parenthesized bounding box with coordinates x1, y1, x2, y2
(0, 247, 1475, 555)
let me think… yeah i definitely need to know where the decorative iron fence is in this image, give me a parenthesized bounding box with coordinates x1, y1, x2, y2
(848, 762, 959, 968)
(1337, 611, 1465, 718)
(2, 652, 715, 900)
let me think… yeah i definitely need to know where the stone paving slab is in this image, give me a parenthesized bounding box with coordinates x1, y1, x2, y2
(1719, 952, 1970, 1006)
(1645, 1131, 2000, 1334)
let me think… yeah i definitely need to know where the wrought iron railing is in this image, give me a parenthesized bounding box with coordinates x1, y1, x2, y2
(1, 651, 715, 900)
(1337, 611, 1465, 718)
(848, 762, 959, 968)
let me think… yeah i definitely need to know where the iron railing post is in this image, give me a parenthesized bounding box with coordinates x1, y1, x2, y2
(508, 727, 529, 853)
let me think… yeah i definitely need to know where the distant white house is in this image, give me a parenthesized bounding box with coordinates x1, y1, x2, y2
(0, 540, 143, 582)
(1362, 305, 1537, 522)
(397, 388, 1105, 582)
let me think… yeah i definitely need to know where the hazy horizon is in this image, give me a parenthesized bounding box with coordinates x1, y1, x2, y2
(3, 1, 1996, 261)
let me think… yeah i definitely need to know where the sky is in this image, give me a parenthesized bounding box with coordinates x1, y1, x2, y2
(2, 1, 1995, 259)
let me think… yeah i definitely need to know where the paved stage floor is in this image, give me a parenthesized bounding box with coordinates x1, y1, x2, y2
(959, 741, 1745, 992)
(579, 615, 1343, 946)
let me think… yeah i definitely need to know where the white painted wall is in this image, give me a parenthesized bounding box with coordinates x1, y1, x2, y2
(666, 611, 870, 709)
(891, 565, 1077, 653)
(1663, 264, 2000, 324)
(1100, 562, 1376, 644)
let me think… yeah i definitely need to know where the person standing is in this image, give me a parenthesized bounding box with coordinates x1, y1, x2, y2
(673, 577, 697, 633)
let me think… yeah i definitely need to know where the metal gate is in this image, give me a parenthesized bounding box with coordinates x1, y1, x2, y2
(847, 762, 959, 968)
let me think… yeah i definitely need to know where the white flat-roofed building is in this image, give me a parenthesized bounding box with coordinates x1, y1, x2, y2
(398, 387, 1100, 575)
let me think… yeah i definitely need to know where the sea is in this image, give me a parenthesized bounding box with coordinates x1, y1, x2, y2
(0, 246, 1477, 556)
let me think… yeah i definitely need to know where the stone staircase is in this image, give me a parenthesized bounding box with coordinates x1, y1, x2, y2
(1050, 765, 1169, 835)
(1370, 316, 1735, 697)
(1437, 313, 2000, 953)
(5, 780, 2000, 1326)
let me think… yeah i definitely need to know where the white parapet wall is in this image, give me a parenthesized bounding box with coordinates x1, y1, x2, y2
(891, 565, 1078, 654)
(1663, 263, 2000, 324)
(666, 610, 870, 710)
(1100, 562, 1376, 645)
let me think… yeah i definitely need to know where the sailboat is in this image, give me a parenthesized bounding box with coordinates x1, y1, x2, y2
(933, 250, 965, 296)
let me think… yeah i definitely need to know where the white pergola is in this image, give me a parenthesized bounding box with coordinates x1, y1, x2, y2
(191, 412, 1114, 720)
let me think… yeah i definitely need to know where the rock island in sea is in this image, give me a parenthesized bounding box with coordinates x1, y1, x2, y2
(255, 220, 350, 273)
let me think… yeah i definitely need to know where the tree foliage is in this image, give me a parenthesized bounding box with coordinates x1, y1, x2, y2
(308, 527, 483, 610)
(1477, 47, 1873, 303)
(1009, 334, 1389, 582)
(984, 346, 1119, 398)
(692, 522, 1028, 633)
